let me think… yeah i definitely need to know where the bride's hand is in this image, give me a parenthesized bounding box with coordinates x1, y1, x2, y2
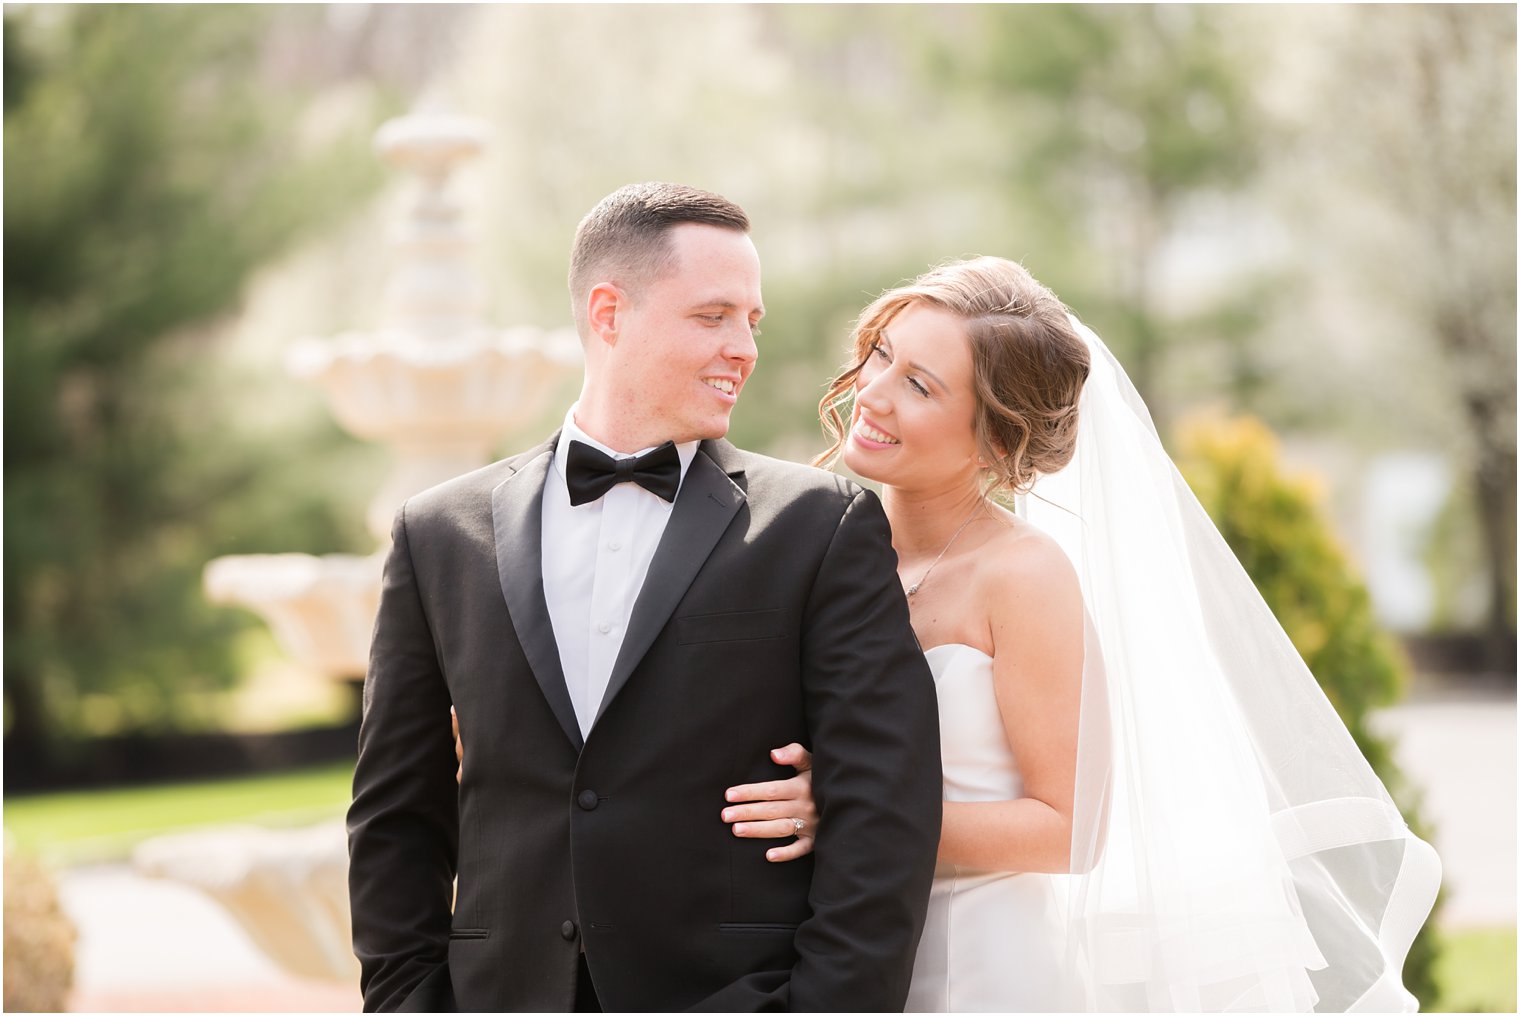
(722, 743, 817, 862)
(452, 706, 463, 784)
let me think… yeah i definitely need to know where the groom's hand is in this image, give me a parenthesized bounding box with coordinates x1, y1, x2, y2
(722, 743, 818, 862)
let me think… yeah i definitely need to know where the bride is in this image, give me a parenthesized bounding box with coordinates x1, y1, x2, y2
(459, 256, 1441, 1011)
(726, 256, 1440, 1012)
(815, 256, 1093, 1012)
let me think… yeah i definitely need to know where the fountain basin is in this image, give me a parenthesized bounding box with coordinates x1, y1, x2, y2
(204, 552, 383, 680)
(287, 326, 581, 444)
(134, 820, 355, 984)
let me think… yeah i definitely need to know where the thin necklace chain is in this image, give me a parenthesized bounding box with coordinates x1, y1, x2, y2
(906, 502, 985, 598)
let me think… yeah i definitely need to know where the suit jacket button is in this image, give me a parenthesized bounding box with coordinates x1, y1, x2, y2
(577, 789, 599, 811)
(561, 920, 578, 941)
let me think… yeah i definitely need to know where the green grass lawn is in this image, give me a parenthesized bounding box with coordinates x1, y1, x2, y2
(4, 761, 354, 865)
(1432, 926, 1517, 1013)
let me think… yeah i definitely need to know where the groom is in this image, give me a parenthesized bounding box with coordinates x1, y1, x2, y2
(346, 182, 942, 1012)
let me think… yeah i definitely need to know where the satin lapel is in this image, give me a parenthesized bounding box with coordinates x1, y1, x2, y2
(594, 441, 746, 725)
(490, 437, 583, 751)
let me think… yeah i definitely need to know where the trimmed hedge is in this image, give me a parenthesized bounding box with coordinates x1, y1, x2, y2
(3, 847, 76, 1012)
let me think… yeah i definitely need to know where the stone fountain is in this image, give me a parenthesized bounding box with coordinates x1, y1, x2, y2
(204, 109, 580, 679)
(142, 108, 580, 984)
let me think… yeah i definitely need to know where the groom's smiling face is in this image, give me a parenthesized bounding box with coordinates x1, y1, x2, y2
(601, 223, 764, 448)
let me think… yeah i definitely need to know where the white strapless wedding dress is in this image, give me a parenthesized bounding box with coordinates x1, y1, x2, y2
(906, 643, 1073, 1013)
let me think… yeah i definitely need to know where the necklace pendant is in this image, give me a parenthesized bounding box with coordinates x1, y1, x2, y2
(903, 502, 984, 603)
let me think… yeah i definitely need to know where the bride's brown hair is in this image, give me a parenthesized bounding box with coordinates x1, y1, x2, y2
(815, 256, 1091, 496)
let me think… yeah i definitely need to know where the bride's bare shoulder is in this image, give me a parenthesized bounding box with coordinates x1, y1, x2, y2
(973, 505, 1079, 593)
(972, 506, 1084, 675)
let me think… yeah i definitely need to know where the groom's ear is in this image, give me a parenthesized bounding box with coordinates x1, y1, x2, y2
(587, 282, 625, 349)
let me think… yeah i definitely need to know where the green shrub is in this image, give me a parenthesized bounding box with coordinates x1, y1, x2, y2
(1175, 413, 1441, 1007)
(3, 846, 76, 1012)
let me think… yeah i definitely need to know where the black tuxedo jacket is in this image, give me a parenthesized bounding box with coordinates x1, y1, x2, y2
(347, 433, 942, 1012)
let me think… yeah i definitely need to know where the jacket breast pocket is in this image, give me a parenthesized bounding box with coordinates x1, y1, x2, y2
(676, 608, 787, 645)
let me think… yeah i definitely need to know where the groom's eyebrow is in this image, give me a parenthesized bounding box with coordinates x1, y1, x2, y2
(695, 298, 765, 318)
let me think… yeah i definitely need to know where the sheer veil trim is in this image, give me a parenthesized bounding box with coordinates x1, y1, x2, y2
(1019, 317, 1440, 1012)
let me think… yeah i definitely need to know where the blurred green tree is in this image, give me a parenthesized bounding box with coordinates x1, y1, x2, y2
(1314, 6, 1516, 666)
(4, 6, 387, 767)
(1177, 414, 1441, 1005)
(931, 5, 1265, 432)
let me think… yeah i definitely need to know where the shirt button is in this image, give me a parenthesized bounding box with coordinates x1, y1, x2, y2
(561, 920, 578, 941)
(608, 540, 622, 551)
(577, 789, 599, 811)
(597, 621, 611, 634)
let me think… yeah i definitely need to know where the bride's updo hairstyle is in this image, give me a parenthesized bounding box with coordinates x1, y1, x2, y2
(816, 256, 1091, 496)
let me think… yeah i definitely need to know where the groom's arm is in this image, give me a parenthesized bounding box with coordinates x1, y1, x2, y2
(789, 487, 942, 1012)
(347, 503, 459, 1013)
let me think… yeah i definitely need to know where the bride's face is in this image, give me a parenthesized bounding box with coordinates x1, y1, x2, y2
(843, 301, 982, 491)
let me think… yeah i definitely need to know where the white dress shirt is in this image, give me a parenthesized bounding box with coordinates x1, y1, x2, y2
(541, 405, 700, 737)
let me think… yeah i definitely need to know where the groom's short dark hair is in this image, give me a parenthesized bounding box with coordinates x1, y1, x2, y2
(569, 182, 750, 337)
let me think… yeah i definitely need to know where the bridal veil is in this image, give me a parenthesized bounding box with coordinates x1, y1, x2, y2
(1020, 317, 1441, 1012)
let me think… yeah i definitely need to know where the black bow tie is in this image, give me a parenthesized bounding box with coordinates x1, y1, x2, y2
(565, 439, 682, 507)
